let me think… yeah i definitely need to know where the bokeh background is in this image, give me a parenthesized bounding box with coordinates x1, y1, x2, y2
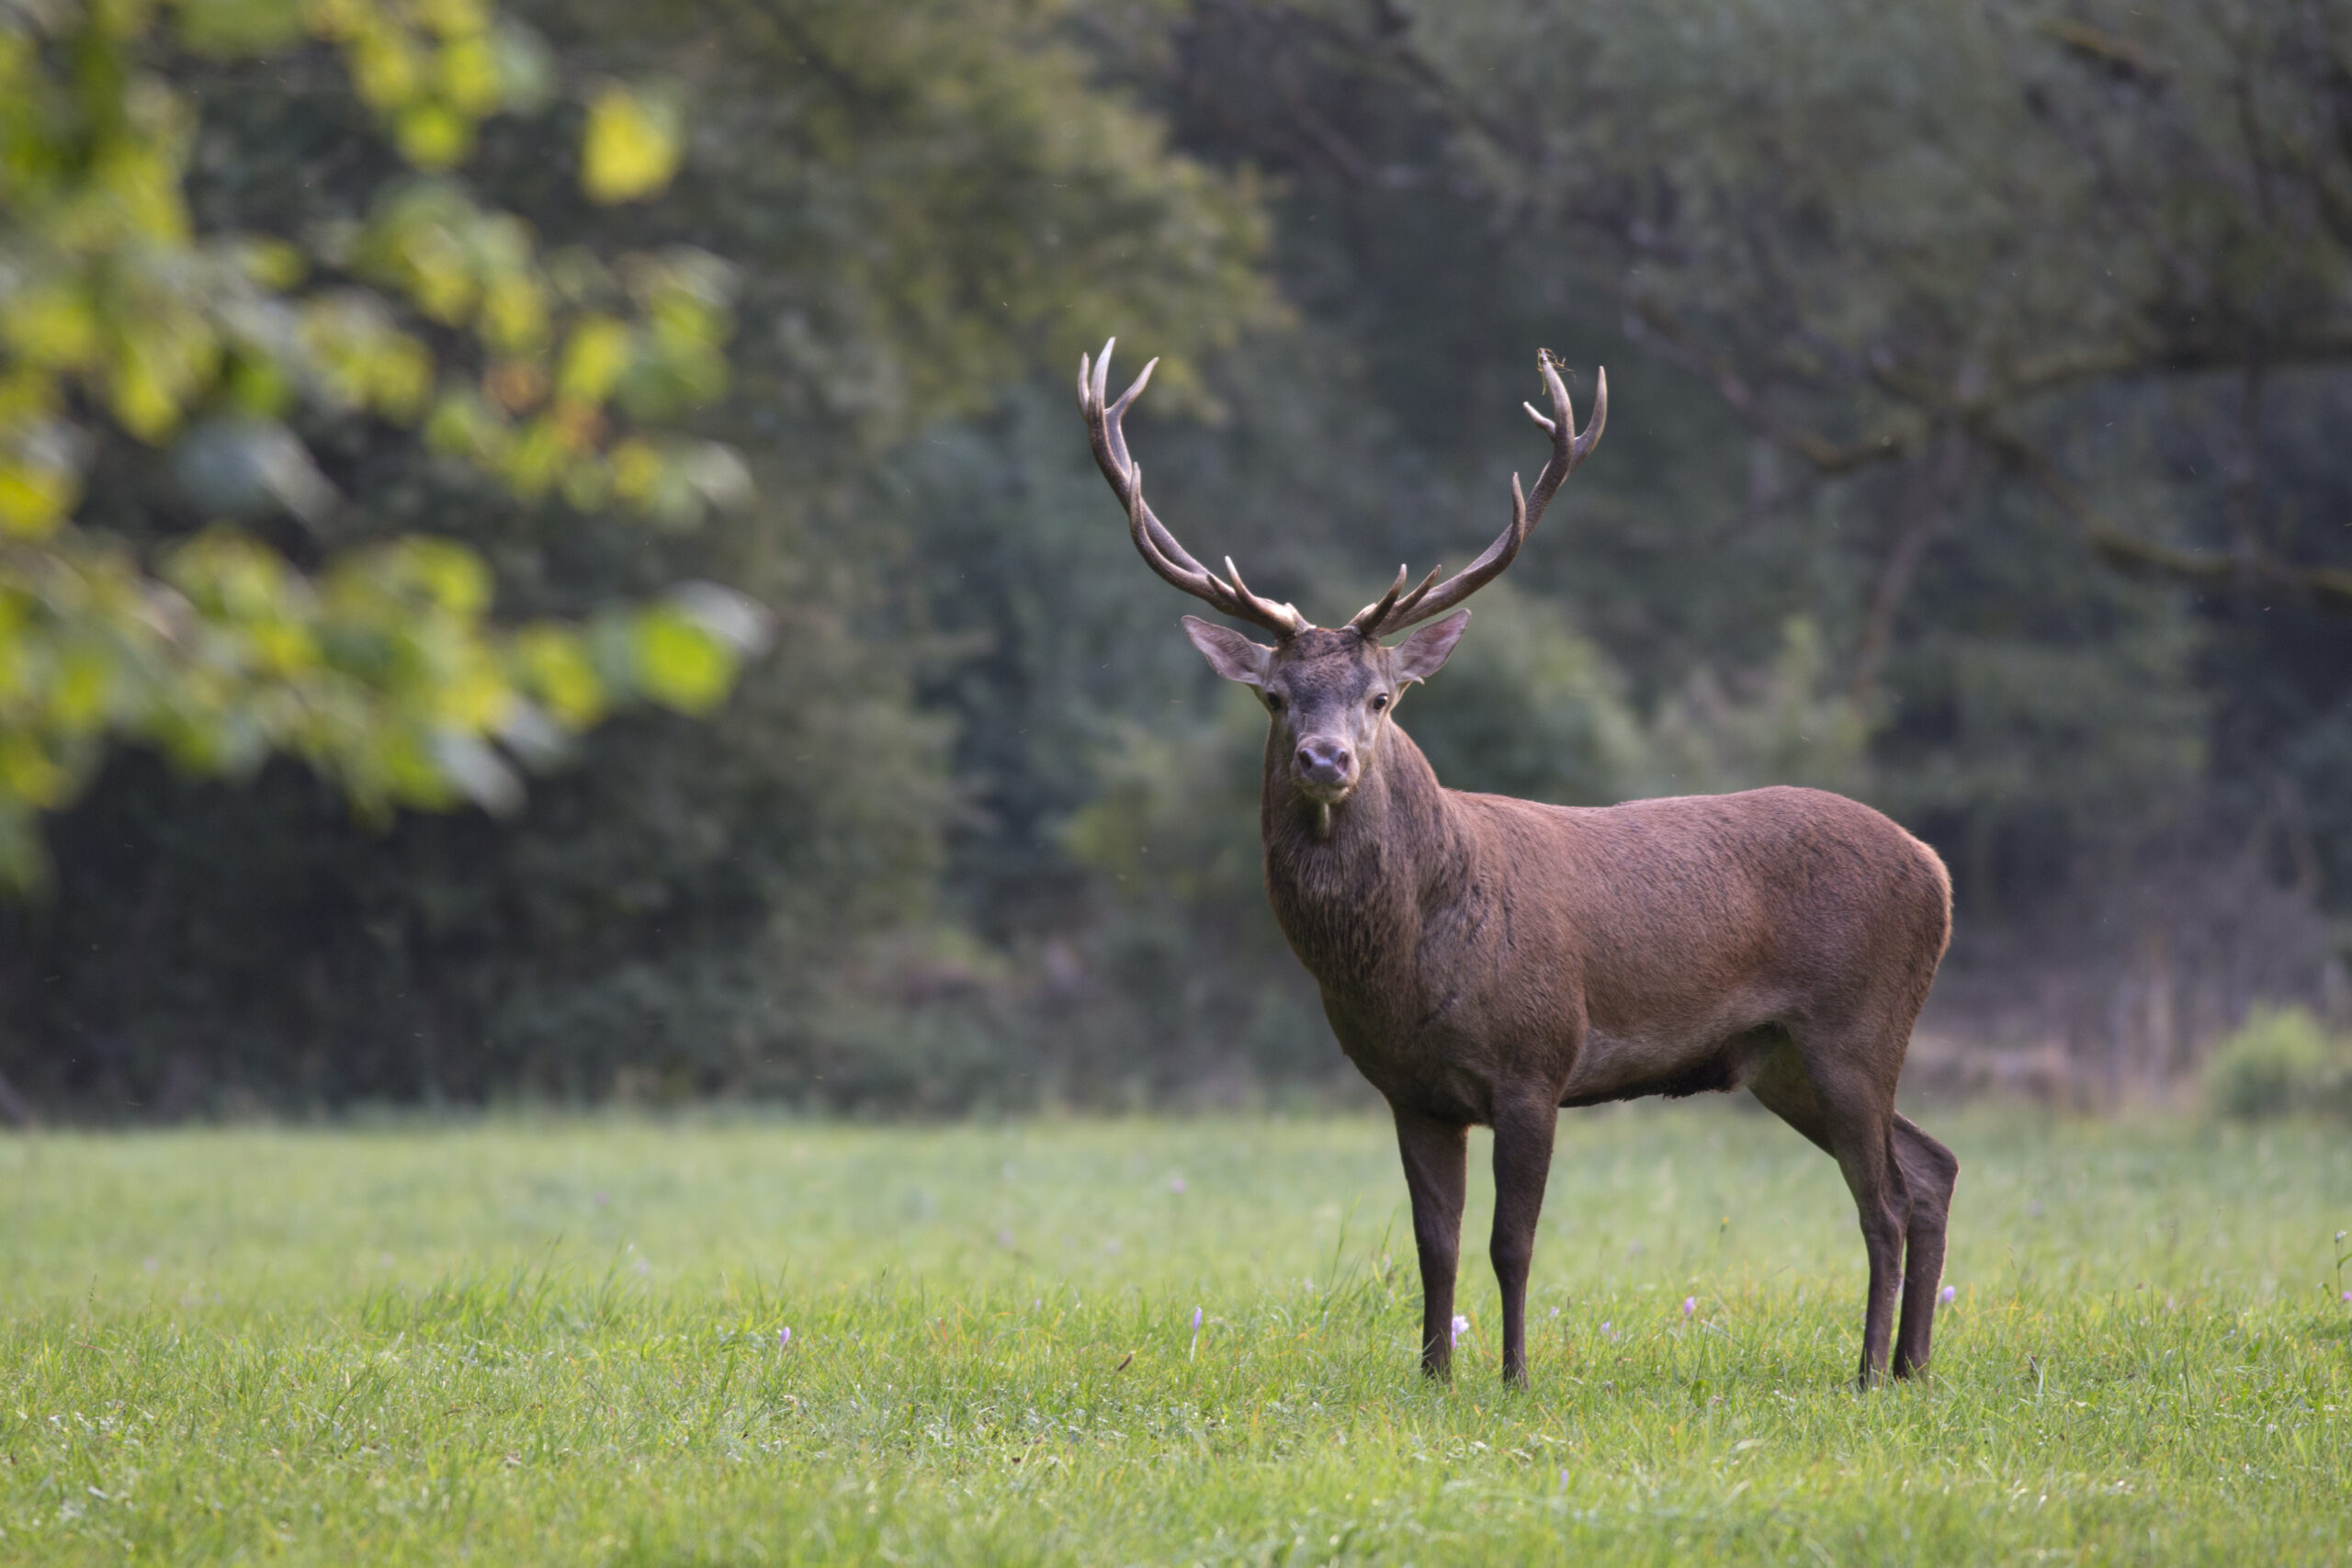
(4, 0, 2349, 1120)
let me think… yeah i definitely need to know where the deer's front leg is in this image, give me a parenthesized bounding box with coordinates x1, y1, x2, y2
(1391, 1103, 1468, 1379)
(1489, 1089, 1559, 1386)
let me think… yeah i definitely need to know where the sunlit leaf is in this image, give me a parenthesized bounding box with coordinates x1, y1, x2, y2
(347, 27, 424, 110)
(231, 236, 308, 290)
(555, 316, 632, 403)
(630, 604, 734, 714)
(413, 0, 490, 39)
(107, 355, 184, 443)
(511, 625, 604, 727)
(176, 0, 306, 55)
(480, 272, 548, 355)
(437, 35, 503, 115)
(0, 733, 72, 809)
(0, 459, 74, 538)
(224, 355, 291, 416)
(607, 438, 662, 505)
(581, 83, 682, 204)
(394, 100, 473, 170)
(3, 283, 102, 370)
(424, 387, 511, 463)
(368, 333, 434, 421)
(501, 417, 567, 499)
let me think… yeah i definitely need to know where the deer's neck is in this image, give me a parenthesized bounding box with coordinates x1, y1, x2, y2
(1260, 724, 1464, 994)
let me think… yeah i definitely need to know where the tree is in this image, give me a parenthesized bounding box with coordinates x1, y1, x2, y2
(0, 0, 1281, 1112)
(0, 0, 767, 888)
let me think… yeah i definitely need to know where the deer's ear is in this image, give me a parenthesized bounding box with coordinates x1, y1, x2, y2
(1182, 615, 1275, 687)
(1391, 610, 1470, 684)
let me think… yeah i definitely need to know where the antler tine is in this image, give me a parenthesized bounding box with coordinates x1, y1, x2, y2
(1220, 553, 1305, 631)
(1345, 565, 1408, 637)
(1345, 562, 1444, 637)
(1352, 354, 1608, 638)
(1385, 562, 1445, 625)
(1080, 339, 1306, 639)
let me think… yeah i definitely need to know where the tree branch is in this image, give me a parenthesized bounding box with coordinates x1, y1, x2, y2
(1965, 415, 2352, 610)
(1617, 292, 1928, 472)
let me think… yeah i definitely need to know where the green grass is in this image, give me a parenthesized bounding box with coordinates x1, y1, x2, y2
(1, 1106, 2347, 1564)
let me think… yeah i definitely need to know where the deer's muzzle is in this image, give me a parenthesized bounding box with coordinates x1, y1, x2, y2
(1294, 737, 1357, 800)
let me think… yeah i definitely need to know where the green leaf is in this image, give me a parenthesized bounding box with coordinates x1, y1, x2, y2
(629, 605, 734, 714)
(581, 83, 682, 204)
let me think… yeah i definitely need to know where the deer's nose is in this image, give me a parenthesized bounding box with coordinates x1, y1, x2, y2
(1295, 738, 1353, 784)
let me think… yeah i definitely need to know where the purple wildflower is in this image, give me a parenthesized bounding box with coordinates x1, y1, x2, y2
(1681, 1297, 1696, 1318)
(1451, 1314, 1470, 1347)
(1169, 1176, 1187, 1194)
(1939, 1284, 1957, 1304)
(1189, 1305, 1203, 1360)
(778, 1326, 791, 1350)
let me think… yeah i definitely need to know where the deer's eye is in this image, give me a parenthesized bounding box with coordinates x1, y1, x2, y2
(1263, 692, 1283, 712)
(1370, 693, 1390, 712)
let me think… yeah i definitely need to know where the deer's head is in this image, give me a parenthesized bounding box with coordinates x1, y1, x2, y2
(1077, 340, 1606, 810)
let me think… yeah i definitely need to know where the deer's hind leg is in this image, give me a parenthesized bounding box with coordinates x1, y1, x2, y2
(1746, 1031, 1910, 1388)
(1488, 1089, 1559, 1388)
(1889, 1113, 1958, 1378)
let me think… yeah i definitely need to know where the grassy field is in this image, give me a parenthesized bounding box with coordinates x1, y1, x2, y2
(1, 1105, 2347, 1565)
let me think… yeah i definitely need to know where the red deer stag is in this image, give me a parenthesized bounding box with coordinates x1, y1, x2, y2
(1077, 340, 1958, 1388)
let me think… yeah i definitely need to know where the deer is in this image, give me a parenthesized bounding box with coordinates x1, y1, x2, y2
(1076, 340, 1960, 1389)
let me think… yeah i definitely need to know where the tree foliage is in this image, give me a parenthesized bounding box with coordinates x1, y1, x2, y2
(0, 0, 768, 886)
(0, 0, 1276, 1111)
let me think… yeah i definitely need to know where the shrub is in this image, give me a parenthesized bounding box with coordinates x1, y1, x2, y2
(2202, 1007, 2348, 1120)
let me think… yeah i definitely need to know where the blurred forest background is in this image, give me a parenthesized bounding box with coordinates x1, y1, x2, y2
(4, 0, 2349, 1119)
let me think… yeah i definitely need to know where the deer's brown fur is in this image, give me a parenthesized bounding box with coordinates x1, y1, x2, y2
(1079, 342, 1959, 1388)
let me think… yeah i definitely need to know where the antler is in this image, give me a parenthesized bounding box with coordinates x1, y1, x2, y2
(1078, 339, 1310, 639)
(1348, 352, 1607, 638)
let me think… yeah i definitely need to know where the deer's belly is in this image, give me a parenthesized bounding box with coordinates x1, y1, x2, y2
(1558, 1021, 1783, 1106)
(1323, 976, 1784, 1122)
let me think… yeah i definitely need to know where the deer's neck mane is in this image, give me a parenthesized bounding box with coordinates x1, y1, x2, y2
(1260, 723, 1466, 994)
